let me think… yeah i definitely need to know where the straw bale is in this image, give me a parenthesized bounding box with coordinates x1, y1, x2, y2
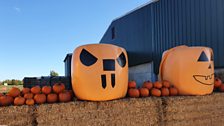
(0, 105, 36, 126)
(162, 93, 224, 126)
(36, 98, 162, 126)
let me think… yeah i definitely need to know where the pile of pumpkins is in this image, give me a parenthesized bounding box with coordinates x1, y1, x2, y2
(0, 83, 73, 106)
(1, 78, 223, 106)
(128, 80, 179, 98)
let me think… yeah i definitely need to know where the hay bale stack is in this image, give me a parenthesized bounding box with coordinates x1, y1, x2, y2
(0, 105, 36, 126)
(162, 93, 224, 126)
(36, 98, 162, 126)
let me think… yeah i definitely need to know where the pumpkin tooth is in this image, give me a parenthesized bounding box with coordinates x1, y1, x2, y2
(101, 75, 107, 89)
(111, 74, 115, 88)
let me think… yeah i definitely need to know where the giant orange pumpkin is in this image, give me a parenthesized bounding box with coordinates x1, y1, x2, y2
(159, 45, 214, 95)
(72, 44, 128, 101)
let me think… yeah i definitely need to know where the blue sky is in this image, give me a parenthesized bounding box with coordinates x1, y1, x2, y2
(0, 0, 150, 81)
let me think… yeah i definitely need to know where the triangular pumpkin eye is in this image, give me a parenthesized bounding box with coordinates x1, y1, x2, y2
(198, 51, 209, 62)
(80, 49, 98, 66)
(117, 52, 126, 67)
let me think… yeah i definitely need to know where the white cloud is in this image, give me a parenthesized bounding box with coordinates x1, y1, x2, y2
(14, 7, 21, 13)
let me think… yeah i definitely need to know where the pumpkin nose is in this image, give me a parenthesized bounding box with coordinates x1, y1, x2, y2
(208, 64, 212, 69)
(103, 59, 115, 71)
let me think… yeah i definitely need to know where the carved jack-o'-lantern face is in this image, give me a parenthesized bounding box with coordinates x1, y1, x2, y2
(193, 51, 214, 85)
(72, 44, 128, 101)
(159, 46, 214, 95)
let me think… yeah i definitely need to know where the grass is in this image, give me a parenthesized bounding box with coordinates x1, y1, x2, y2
(0, 85, 23, 93)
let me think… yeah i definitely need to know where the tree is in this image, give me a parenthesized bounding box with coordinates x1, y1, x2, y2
(50, 70, 59, 77)
(12, 79, 16, 85)
(1, 79, 23, 85)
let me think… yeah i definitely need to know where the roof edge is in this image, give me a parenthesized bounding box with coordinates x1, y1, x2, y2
(112, 0, 159, 21)
(63, 53, 73, 62)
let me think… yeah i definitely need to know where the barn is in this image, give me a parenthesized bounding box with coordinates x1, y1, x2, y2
(64, 0, 224, 85)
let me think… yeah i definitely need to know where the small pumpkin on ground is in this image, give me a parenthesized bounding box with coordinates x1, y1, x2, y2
(22, 88, 30, 95)
(169, 87, 178, 96)
(53, 83, 65, 94)
(139, 88, 149, 97)
(14, 96, 25, 106)
(24, 93, 34, 99)
(42, 86, 52, 95)
(47, 93, 58, 103)
(128, 81, 137, 88)
(162, 80, 171, 88)
(142, 81, 153, 90)
(128, 88, 140, 98)
(59, 91, 72, 103)
(153, 81, 163, 89)
(34, 94, 46, 104)
(26, 99, 35, 106)
(161, 88, 169, 96)
(8, 87, 20, 97)
(214, 78, 222, 88)
(151, 88, 161, 97)
(31, 86, 41, 94)
(0, 95, 13, 106)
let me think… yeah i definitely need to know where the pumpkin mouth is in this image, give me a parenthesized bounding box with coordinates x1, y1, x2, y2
(193, 73, 214, 85)
(101, 74, 116, 89)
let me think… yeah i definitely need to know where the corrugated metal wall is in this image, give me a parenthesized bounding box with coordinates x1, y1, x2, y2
(100, 0, 224, 74)
(101, 4, 155, 66)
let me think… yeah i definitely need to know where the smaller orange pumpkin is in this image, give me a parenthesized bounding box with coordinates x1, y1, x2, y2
(151, 88, 161, 97)
(6, 95, 14, 104)
(128, 81, 137, 88)
(169, 87, 178, 96)
(161, 88, 169, 96)
(34, 94, 46, 104)
(24, 93, 34, 99)
(31, 86, 41, 94)
(214, 78, 222, 88)
(14, 97, 25, 106)
(162, 80, 171, 88)
(26, 99, 35, 106)
(22, 88, 30, 95)
(128, 88, 140, 98)
(0, 95, 13, 106)
(139, 88, 149, 97)
(59, 91, 72, 103)
(8, 87, 21, 97)
(42, 86, 52, 95)
(47, 93, 58, 103)
(142, 81, 153, 90)
(53, 83, 65, 94)
(153, 81, 162, 89)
